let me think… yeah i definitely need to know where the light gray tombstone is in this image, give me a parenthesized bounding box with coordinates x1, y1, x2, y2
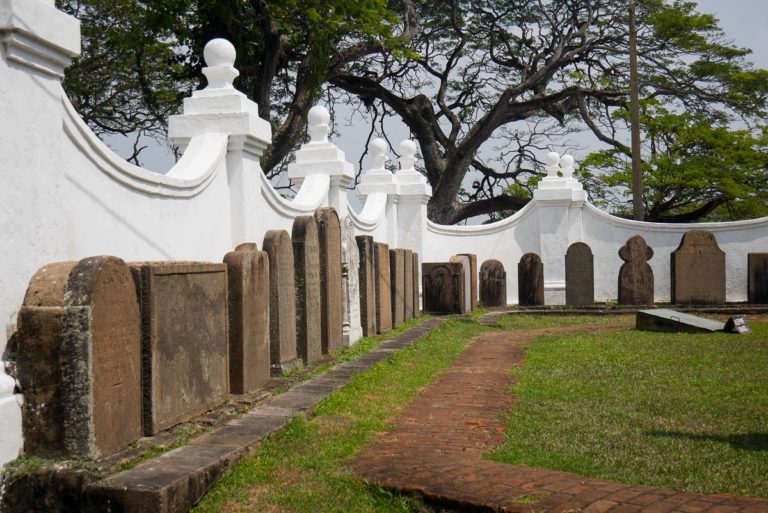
(341, 216, 362, 345)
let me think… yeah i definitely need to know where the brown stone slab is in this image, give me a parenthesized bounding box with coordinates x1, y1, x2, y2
(479, 259, 506, 307)
(262, 230, 302, 375)
(671, 230, 725, 305)
(422, 262, 464, 314)
(449, 255, 472, 313)
(518, 253, 544, 306)
(292, 216, 322, 364)
(565, 242, 594, 307)
(458, 253, 478, 310)
(374, 242, 392, 333)
(618, 235, 654, 306)
(314, 208, 344, 353)
(223, 244, 270, 394)
(130, 262, 229, 435)
(404, 250, 414, 321)
(412, 252, 420, 316)
(356, 236, 376, 336)
(748, 253, 768, 304)
(16, 256, 142, 459)
(390, 249, 406, 327)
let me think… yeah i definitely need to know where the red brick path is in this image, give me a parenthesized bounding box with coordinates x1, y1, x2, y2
(350, 328, 768, 513)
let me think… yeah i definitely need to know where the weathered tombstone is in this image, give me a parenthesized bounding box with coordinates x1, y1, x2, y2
(262, 230, 301, 375)
(373, 242, 393, 333)
(458, 253, 478, 310)
(518, 253, 544, 306)
(449, 255, 472, 313)
(637, 309, 729, 334)
(130, 261, 229, 436)
(390, 249, 406, 327)
(422, 262, 464, 314)
(293, 216, 323, 364)
(341, 216, 362, 345)
(479, 259, 507, 307)
(748, 253, 768, 304)
(356, 235, 376, 336)
(565, 242, 594, 306)
(314, 208, 344, 353)
(15, 256, 142, 459)
(618, 235, 654, 306)
(223, 243, 270, 394)
(670, 230, 726, 305)
(412, 252, 421, 316)
(404, 249, 414, 321)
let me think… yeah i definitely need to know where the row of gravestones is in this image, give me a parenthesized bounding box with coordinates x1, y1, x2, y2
(421, 230, 768, 313)
(12, 207, 418, 461)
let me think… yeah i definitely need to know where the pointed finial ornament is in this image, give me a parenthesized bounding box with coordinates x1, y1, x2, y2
(202, 39, 239, 91)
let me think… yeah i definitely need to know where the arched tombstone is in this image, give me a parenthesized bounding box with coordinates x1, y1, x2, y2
(479, 259, 507, 307)
(565, 242, 595, 306)
(292, 216, 322, 364)
(314, 208, 343, 353)
(223, 243, 270, 394)
(671, 230, 726, 305)
(449, 254, 472, 313)
(262, 230, 301, 375)
(422, 262, 464, 314)
(16, 256, 142, 459)
(748, 253, 768, 304)
(518, 253, 544, 306)
(356, 235, 376, 336)
(618, 235, 654, 305)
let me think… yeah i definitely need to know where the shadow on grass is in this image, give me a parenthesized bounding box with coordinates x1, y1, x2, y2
(647, 431, 768, 451)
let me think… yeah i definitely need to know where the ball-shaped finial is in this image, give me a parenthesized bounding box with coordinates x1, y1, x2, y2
(399, 139, 417, 157)
(308, 105, 330, 143)
(370, 138, 388, 171)
(561, 154, 574, 168)
(204, 39, 237, 68)
(545, 151, 560, 166)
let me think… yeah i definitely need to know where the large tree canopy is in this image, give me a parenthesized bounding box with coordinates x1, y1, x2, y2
(58, 0, 768, 223)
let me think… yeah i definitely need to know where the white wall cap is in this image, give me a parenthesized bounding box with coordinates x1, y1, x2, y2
(168, 111, 271, 148)
(533, 187, 573, 202)
(183, 94, 259, 116)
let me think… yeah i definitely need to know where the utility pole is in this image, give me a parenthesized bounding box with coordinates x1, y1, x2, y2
(629, 3, 644, 221)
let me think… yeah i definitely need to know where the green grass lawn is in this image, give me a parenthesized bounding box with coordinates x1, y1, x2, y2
(492, 319, 768, 498)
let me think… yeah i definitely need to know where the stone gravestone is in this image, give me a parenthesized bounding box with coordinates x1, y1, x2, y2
(458, 253, 478, 310)
(390, 248, 406, 327)
(16, 256, 142, 459)
(479, 259, 506, 307)
(412, 252, 420, 316)
(618, 235, 654, 306)
(130, 261, 229, 436)
(404, 249, 414, 321)
(373, 243, 393, 333)
(341, 216, 362, 345)
(450, 255, 472, 313)
(223, 243, 270, 394)
(748, 253, 768, 304)
(518, 253, 544, 306)
(262, 230, 301, 375)
(565, 242, 594, 306)
(314, 208, 344, 353)
(292, 216, 323, 364)
(422, 262, 464, 314)
(670, 230, 726, 305)
(356, 235, 376, 336)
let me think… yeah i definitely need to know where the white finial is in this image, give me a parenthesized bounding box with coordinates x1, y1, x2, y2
(370, 138, 388, 170)
(399, 139, 417, 171)
(545, 151, 561, 178)
(202, 39, 239, 90)
(308, 105, 330, 143)
(560, 154, 575, 179)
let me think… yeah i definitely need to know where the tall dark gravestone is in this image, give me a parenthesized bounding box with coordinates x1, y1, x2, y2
(262, 230, 301, 375)
(390, 248, 406, 327)
(518, 253, 544, 306)
(670, 230, 726, 305)
(618, 235, 654, 306)
(404, 249, 414, 321)
(565, 242, 594, 306)
(356, 235, 376, 336)
(314, 208, 344, 353)
(458, 253, 478, 310)
(293, 216, 322, 364)
(16, 256, 142, 459)
(130, 262, 229, 435)
(412, 252, 421, 316)
(479, 259, 506, 307)
(422, 262, 464, 314)
(223, 243, 270, 394)
(373, 242, 392, 333)
(449, 254, 472, 313)
(748, 253, 768, 304)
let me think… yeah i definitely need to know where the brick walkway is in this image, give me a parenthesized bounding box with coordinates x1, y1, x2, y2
(350, 327, 768, 513)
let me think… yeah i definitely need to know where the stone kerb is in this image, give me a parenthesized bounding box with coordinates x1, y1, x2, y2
(292, 216, 323, 364)
(15, 256, 142, 459)
(314, 208, 344, 353)
(223, 243, 270, 395)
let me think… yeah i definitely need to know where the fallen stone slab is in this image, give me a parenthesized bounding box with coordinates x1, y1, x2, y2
(636, 309, 733, 334)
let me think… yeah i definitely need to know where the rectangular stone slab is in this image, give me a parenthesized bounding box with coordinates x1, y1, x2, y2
(390, 249, 405, 327)
(748, 253, 768, 304)
(131, 262, 229, 435)
(422, 262, 464, 314)
(458, 253, 478, 310)
(374, 243, 392, 333)
(636, 309, 728, 334)
(404, 249, 414, 321)
(356, 236, 376, 336)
